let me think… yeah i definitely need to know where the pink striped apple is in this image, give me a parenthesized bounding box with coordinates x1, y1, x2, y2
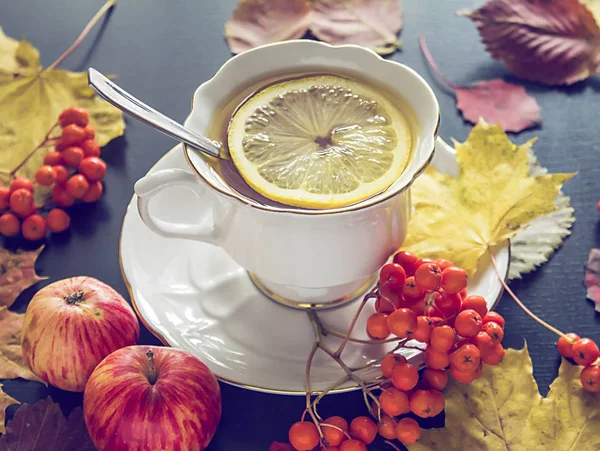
(84, 346, 222, 451)
(21, 276, 139, 392)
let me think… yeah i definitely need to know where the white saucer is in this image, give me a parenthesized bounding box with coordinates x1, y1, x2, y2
(119, 141, 509, 395)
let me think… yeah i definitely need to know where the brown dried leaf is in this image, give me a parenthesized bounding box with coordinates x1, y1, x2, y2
(0, 383, 19, 435)
(310, 0, 403, 55)
(461, 0, 600, 85)
(0, 306, 43, 383)
(224, 0, 311, 54)
(0, 397, 95, 450)
(0, 246, 46, 309)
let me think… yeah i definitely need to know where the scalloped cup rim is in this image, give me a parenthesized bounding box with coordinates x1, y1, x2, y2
(181, 39, 440, 215)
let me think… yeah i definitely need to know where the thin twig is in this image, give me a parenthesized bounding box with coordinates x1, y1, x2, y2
(488, 247, 568, 340)
(403, 344, 426, 351)
(364, 377, 385, 386)
(311, 375, 351, 420)
(305, 342, 323, 438)
(319, 341, 382, 418)
(307, 309, 382, 419)
(419, 35, 460, 90)
(10, 123, 60, 177)
(349, 339, 407, 372)
(45, 0, 116, 72)
(385, 440, 403, 451)
(334, 288, 378, 357)
(320, 423, 352, 441)
(322, 326, 402, 344)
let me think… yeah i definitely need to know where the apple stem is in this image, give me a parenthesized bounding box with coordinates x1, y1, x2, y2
(146, 349, 157, 385)
(64, 290, 84, 305)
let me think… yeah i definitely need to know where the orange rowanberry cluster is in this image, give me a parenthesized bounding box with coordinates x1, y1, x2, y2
(362, 250, 506, 448)
(0, 107, 106, 241)
(286, 250, 507, 451)
(557, 333, 600, 392)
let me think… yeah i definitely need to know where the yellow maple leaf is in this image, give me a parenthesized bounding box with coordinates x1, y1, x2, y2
(409, 345, 600, 451)
(0, 27, 40, 77)
(512, 354, 600, 449)
(403, 120, 575, 275)
(0, 27, 124, 182)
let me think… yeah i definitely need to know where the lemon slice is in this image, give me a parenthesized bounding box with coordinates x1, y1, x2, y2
(227, 75, 412, 209)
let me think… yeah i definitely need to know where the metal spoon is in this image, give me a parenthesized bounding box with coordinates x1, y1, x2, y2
(87, 68, 225, 159)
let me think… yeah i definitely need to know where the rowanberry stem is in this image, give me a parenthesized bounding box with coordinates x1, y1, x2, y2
(334, 287, 378, 357)
(384, 440, 402, 451)
(45, 0, 116, 72)
(10, 122, 60, 178)
(488, 248, 569, 340)
(311, 375, 351, 419)
(349, 339, 407, 372)
(321, 325, 401, 344)
(320, 423, 352, 441)
(304, 341, 323, 438)
(306, 309, 382, 419)
(321, 342, 381, 417)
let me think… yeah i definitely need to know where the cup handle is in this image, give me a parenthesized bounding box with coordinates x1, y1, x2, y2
(134, 169, 220, 244)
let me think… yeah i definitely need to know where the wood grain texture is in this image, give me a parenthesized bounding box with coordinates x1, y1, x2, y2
(1, 1, 599, 450)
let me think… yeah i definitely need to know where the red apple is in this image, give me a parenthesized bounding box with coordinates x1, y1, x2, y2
(84, 346, 222, 451)
(21, 276, 140, 391)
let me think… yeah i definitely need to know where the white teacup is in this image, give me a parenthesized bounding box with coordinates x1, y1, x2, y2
(134, 40, 440, 308)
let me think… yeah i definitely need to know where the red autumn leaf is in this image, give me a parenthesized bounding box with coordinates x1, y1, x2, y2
(310, 0, 403, 55)
(456, 80, 541, 133)
(0, 306, 43, 383)
(224, 0, 311, 54)
(420, 36, 541, 133)
(0, 383, 19, 435)
(584, 248, 600, 312)
(0, 397, 95, 450)
(0, 245, 46, 309)
(269, 442, 296, 451)
(460, 0, 600, 85)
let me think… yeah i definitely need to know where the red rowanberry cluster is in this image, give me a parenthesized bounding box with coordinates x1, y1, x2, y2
(364, 250, 505, 448)
(0, 106, 106, 240)
(286, 250, 507, 451)
(557, 333, 600, 392)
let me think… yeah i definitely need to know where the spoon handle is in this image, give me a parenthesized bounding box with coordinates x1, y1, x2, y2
(87, 68, 223, 159)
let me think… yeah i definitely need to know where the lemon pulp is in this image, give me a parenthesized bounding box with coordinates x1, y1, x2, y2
(227, 75, 412, 209)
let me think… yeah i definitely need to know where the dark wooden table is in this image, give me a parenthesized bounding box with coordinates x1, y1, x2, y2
(1, 1, 599, 450)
